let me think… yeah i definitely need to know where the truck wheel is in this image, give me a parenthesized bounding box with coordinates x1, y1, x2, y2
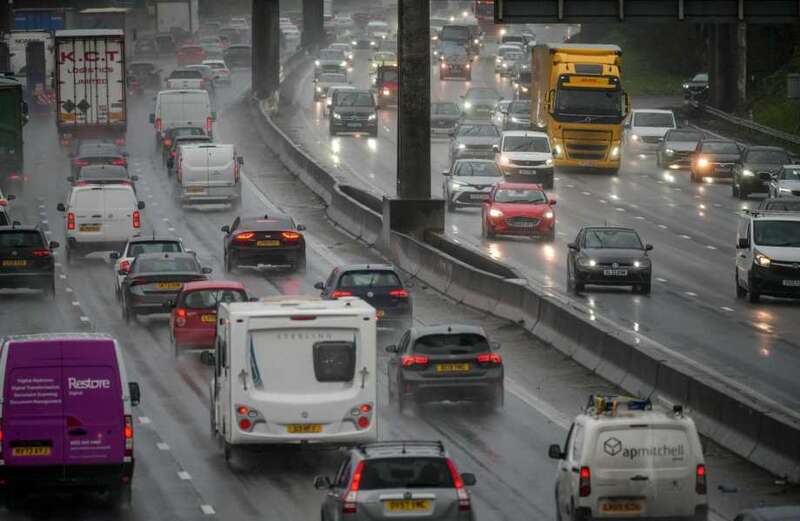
(735, 271, 746, 298)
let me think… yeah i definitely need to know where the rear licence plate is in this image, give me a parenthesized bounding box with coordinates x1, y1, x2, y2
(600, 501, 642, 514)
(186, 186, 207, 193)
(2, 259, 27, 267)
(257, 240, 280, 247)
(156, 282, 182, 290)
(201, 314, 216, 322)
(603, 269, 628, 276)
(12, 446, 51, 457)
(782, 280, 800, 287)
(286, 424, 322, 434)
(385, 500, 430, 512)
(436, 363, 470, 373)
(79, 224, 101, 232)
(519, 169, 533, 175)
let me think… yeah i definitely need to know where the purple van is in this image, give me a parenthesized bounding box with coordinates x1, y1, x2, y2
(0, 333, 140, 505)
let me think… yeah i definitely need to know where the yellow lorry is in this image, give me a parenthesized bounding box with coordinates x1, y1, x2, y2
(532, 43, 629, 174)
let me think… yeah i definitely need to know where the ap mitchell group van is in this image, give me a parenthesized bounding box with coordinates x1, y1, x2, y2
(0, 334, 141, 505)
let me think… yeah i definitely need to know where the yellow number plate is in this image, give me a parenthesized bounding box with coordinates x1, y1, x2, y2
(436, 363, 470, 373)
(286, 424, 322, 434)
(385, 500, 430, 512)
(12, 446, 51, 457)
(2, 259, 27, 267)
(79, 224, 101, 232)
(201, 314, 216, 323)
(257, 240, 280, 247)
(156, 282, 182, 290)
(186, 186, 206, 193)
(601, 502, 642, 514)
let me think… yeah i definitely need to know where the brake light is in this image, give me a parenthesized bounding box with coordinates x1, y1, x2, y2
(119, 260, 130, 272)
(8, 171, 21, 180)
(234, 163, 240, 183)
(155, 118, 162, 130)
(330, 289, 352, 298)
(239, 418, 252, 430)
(32, 249, 51, 257)
(124, 415, 133, 457)
(388, 288, 408, 298)
(342, 461, 364, 514)
(67, 212, 76, 230)
(290, 315, 317, 321)
(234, 232, 255, 241)
(357, 416, 370, 429)
(175, 307, 187, 327)
(0, 200, 6, 206)
(115, 138, 126, 146)
(476, 352, 502, 364)
(170, 151, 177, 157)
(401, 355, 429, 367)
(206, 116, 213, 132)
(281, 231, 301, 241)
(579, 466, 591, 497)
(382, 88, 390, 96)
(112, 158, 127, 166)
(132, 210, 141, 229)
(163, 138, 173, 147)
(72, 159, 89, 167)
(446, 459, 471, 511)
(696, 464, 706, 494)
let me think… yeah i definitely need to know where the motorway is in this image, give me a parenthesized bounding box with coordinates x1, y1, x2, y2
(273, 26, 800, 414)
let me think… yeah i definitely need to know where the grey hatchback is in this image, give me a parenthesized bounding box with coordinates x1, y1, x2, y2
(314, 441, 477, 521)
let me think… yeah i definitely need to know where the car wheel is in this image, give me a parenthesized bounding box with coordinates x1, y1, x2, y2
(545, 227, 556, 242)
(555, 487, 563, 521)
(370, 128, 378, 138)
(490, 384, 504, 409)
(545, 176, 555, 189)
(396, 384, 407, 413)
(447, 199, 456, 212)
(223, 441, 233, 463)
(732, 181, 739, 197)
(48, 280, 56, 300)
(655, 153, 662, 168)
(690, 171, 700, 183)
(735, 271, 746, 298)
(122, 299, 131, 324)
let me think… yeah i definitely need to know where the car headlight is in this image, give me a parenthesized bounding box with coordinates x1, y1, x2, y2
(610, 145, 620, 159)
(450, 181, 466, 190)
(351, 40, 357, 45)
(633, 259, 650, 268)
(367, 114, 376, 121)
(682, 83, 690, 89)
(370, 41, 377, 46)
(457, 143, 466, 150)
(316, 86, 322, 92)
(315, 60, 321, 66)
(332, 112, 342, 120)
(500, 28, 507, 36)
(545, 158, 553, 166)
(489, 208, 503, 218)
(578, 258, 597, 267)
(742, 169, 754, 177)
(521, 86, 529, 93)
(348, 53, 353, 60)
(495, 57, 502, 63)
(697, 157, 709, 169)
(664, 148, 674, 156)
(630, 134, 639, 142)
(500, 155, 510, 165)
(502, 63, 508, 68)
(544, 211, 554, 219)
(553, 144, 563, 157)
(510, 116, 520, 123)
(474, 38, 479, 44)
(464, 101, 472, 109)
(755, 252, 771, 267)
(340, 61, 347, 67)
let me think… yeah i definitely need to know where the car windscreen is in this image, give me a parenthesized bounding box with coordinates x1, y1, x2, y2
(319, 73, 347, 83)
(380, 70, 398, 82)
(633, 112, 675, 127)
(319, 49, 344, 60)
(413, 333, 490, 355)
(593, 427, 693, 470)
(666, 130, 701, 142)
(336, 92, 373, 107)
(170, 70, 202, 79)
(78, 145, 118, 157)
(440, 26, 469, 41)
(701, 142, 739, 154)
(134, 257, 199, 273)
(432, 103, 459, 115)
(182, 288, 247, 309)
(128, 241, 182, 256)
(494, 188, 547, 204)
(502, 136, 550, 153)
(504, 52, 523, 62)
(0, 231, 44, 248)
(466, 89, 500, 100)
(693, 73, 708, 82)
(338, 270, 401, 288)
(457, 125, 499, 137)
(746, 150, 791, 164)
(454, 161, 502, 177)
(360, 458, 454, 490)
(780, 168, 800, 181)
(79, 166, 127, 180)
(754, 221, 800, 247)
(584, 229, 643, 249)
(508, 101, 531, 114)
(171, 127, 206, 138)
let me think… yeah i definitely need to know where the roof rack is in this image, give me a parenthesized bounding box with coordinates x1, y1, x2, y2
(357, 440, 445, 456)
(586, 394, 652, 416)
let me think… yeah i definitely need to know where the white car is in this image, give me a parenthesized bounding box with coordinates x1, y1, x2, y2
(495, 44, 524, 73)
(550, 395, 708, 521)
(110, 236, 187, 300)
(313, 72, 349, 101)
(202, 59, 232, 84)
(768, 165, 800, 198)
(442, 159, 503, 211)
(496, 130, 554, 188)
(625, 109, 677, 153)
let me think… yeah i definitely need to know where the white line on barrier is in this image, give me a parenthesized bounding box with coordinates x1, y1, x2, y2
(201, 505, 216, 515)
(505, 379, 571, 430)
(685, 291, 698, 297)
(721, 307, 735, 312)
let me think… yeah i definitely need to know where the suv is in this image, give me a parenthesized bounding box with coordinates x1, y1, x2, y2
(549, 395, 707, 521)
(735, 210, 800, 302)
(732, 146, 792, 199)
(314, 441, 477, 521)
(329, 89, 378, 137)
(0, 225, 59, 297)
(110, 236, 187, 300)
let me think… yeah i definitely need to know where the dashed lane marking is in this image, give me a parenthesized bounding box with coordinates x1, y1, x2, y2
(505, 378, 571, 429)
(71, 301, 80, 306)
(138, 416, 151, 425)
(685, 291, 698, 297)
(201, 505, 216, 515)
(656, 277, 668, 283)
(706, 245, 717, 250)
(59, 274, 67, 279)
(178, 471, 192, 480)
(157, 442, 170, 451)
(79, 316, 90, 323)
(721, 307, 735, 312)
(680, 234, 692, 240)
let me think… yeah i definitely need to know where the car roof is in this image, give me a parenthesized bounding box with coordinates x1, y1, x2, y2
(239, 213, 294, 229)
(134, 252, 197, 261)
(745, 145, 787, 152)
(357, 441, 447, 459)
(496, 182, 544, 190)
(411, 323, 487, 337)
(751, 212, 800, 222)
(79, 164, 127, 174)
(581, 225, 638, 233)
(454, 158, 496, 164)
(502, 130, 548, 138)
(336, 263, 396, 273)
(78, 144, 121, 155)
(181, 280, 245, 291)
(700, 138, 737, 144)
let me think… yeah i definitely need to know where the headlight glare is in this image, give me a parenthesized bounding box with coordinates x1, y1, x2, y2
(489, 208, 503, 218)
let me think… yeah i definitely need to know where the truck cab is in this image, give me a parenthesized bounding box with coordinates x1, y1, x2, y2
(373, 64, 397, 109)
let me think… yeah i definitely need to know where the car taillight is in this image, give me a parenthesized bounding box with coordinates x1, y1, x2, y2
(330, 289, 352, 298)
(175, 307, 187, 327)
(388, 289, 408, 298)
(476, 352, 502, 365)
(112, 158, 127, 166)
(32, 249, 51, 257)
(170, 151, 177, 157)
(447, 458, 471, 512)
(115, 138, 126, 146)
(696, 464, 706, 494)
(0, 200, 6, 206)
(342, 461, 364, 514)
(382, 88, 390, 96)
(72, 159, 89, 167)
(67, 212, 76, 230)
(579, 466, 591, 497)
(119, 260, 130, 273)
(132, 211, 141, 229)
(234, 163, 240, 183)
(401, 355, 429, 368)
(234, 232, 255, 241)
(163, 138, 173, 147)
(281, 231, 301, 241)
(155, 118, 162, 130)
(124, 415, 133, 457)
(206, 116, 213, 132)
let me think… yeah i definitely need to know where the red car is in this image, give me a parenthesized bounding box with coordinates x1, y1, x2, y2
(481, 182, 556, 241)
(176, 45, 206, 66)
(168, 280, 249, 356)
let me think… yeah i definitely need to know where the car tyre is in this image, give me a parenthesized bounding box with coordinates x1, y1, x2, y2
(109, 483, 132, 509)
(224, 252, 233, 273)
(735, 271, 746, 298)
(447, 199, 456, 212)
(690, 171, 700, 183)
(732, 181, 739, 197)
(656, 153, 662, 168)
(122, 298, 132, 324)
(545, 227, 556, 242)
(638, 282, 651, 295)
(490, 384, 505, 409)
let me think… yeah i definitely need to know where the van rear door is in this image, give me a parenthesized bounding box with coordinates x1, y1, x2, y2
(102, 187, 138, 242)
(3, 339, 65, 471)
(61, 338, 125, 467)
(201, 146, 237, 197)
(71, 187, 105, 240)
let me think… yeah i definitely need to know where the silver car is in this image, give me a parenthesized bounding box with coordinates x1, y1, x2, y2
(315, 441, 477, 521)
(442, 159, 503, 211)
(769, 165, 800, 198)
(448, 123, 501, 164)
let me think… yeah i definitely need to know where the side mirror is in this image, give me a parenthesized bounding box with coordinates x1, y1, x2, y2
(384, 344, 398, 353)
(314, 476, 332, 490)
(441, 171, 451, 176)
(137, 201, 146, 210)
(129, 382, 141, 406)
(461, 473, 477, 487)
(57, 203, 66, 212)
(314, 282, 324, 290)
(49, 241, 60, 249)
(21, 101, 29, 116)
(567, 242, 579, 251)
(548, 444, 564, 459)
(109, 251, 120, 260)
(492, 144, 500, 153)
(221, 225, 231, 234)
(202, 266, 213, 274)
(296, 224, 307, 231)
(131, 175, 139, 181)
(549, 198, 557, 206)
(645, 244, 654, 251)
(249, 296, 259, 302)
(149, 113, 155, 124)
(66, 176, 75, 183)
(123, 151, 130, 157)
(737, 238, 750, 249)
(237, 156, 244, 165)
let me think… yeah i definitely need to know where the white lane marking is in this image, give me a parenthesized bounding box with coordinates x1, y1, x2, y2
(706, 245, 717, 250)
(566, 184, 575, 188)
(599, 199, 607, 204)
(54, 262, 62, 267)
(162, 217, 169, 222)
(721, 306, 735, 312)
(657, 224, 667, 229)
(178, 471, 192, 480)
(505, 378, 571, 429)
(615, 207, 625, 212)
(41, 220, 48, 224)
(685, 291, 698, 297)
(157, 442, 170, 451)
(656, 277, 668, 283)
(71, 301, 80, 306)
(65, 287, 73, 293)
(168, 227, 175, 232)
(635, 216, 645, 220)
(680, 234, 692, 240)
(79, 316, 90, 323)
(59, 274, 67, 279)
(201, 505, 216, 515)
(138, 416, 151, 425)
(581, 191, 591, 196)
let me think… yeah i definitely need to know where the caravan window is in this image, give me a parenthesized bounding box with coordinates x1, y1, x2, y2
(313, 341, 356, 382)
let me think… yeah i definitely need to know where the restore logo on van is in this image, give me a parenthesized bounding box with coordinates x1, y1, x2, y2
(68, 377, 111, 390)
(603, 437, 685, 460)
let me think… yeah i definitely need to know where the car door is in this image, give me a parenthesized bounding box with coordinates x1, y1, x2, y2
(325, 456, 351, 521)
(556, 423, 575, 517)
(736, 219, 753, 286)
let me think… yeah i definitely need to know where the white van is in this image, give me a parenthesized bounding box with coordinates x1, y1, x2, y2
(150, 89, 215, 146)
(173, 143, 242, 206)
(57, 184, 146, 263)
(210, 296, 378, 461)
(549, 395, 707, 521)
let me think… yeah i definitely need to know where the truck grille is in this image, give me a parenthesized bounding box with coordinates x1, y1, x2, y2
(566, 143, 608, 160)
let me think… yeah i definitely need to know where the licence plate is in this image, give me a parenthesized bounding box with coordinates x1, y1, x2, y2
(12, 446, 51, 457)
(79, 224, 101, 232)
(186, 186, 207, 193)
(201, 314, 216, 322)
(286, 424, 322, 434)
(470, 194, 489, 200)
(257, 240, 280, 247)
(2, 259, 27, 267)
(600, 501, 642, 514)
(385, 500, 430, 512)
(156, 282, 182, 290)
(346, 123, 362, 128)
(603, 269, 628, 276)
(436, 363, 470, 373)
(519, 169, 533, 175)
(782, 280, 800, 287)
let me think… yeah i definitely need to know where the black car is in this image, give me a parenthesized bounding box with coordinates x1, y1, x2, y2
(315, 264, 412, 329)
(732, 146, 792, 199)
(656, 129, 702, 169)
(221, 213, 307, 273)
(329, 89, 378, 137)
(161, 126, 209, 164)
(70, 165, 137, 189)
(223, 44, 252, 68)
(70, 143, 128, 176)
(0, 225, 58, 297)
(430, 101, 461, 136)
(128, 61, 161, 91)
(689, 139, 742, 183)
(386, 324, 504, 411)
(512, 68, 531, 99)
(682, 72, 709, 101)
(120, 252, 211, 322)
(567, 226, 653, 294)
(438, 46, 471, 80)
